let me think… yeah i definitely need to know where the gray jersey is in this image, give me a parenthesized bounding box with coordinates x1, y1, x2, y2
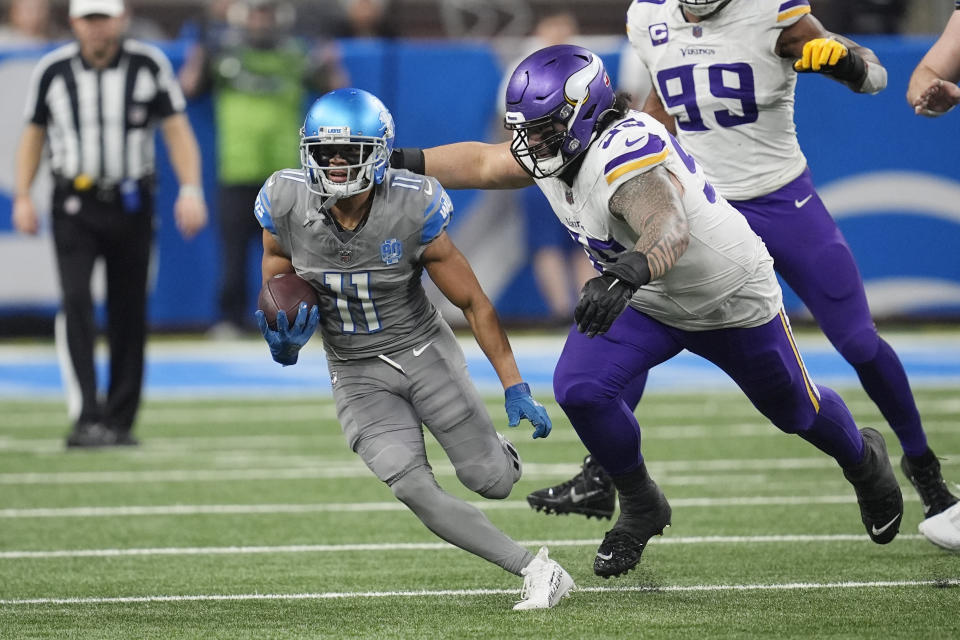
(255, 168, 453, 360)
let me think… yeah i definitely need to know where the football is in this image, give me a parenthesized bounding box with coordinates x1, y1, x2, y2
(257, 272, 320, 330)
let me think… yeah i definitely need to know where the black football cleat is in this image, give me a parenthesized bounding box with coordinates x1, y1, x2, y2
(843, 428, 903, 544)
(527, 455, 616, 519)
(594, 465, 671, 578)
(900, 450, 958, 519)
(594, 529, 646, 579)
(66, 423, 118, 448)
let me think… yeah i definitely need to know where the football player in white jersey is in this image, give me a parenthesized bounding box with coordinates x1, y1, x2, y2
(522, 0, 957, 549)
(907, 4, 960, 117)
(254, 89, 574, 610)
(395, 46, 903, 578)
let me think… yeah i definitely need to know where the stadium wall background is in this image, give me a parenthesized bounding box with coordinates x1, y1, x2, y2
(0, 35, 958, 333)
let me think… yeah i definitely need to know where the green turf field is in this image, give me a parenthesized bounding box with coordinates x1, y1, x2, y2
(2, 388, 959, 639)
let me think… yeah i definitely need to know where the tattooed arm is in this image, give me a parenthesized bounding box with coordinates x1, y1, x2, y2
(609, 165, 690, 280)
(572, 166, 690, 337)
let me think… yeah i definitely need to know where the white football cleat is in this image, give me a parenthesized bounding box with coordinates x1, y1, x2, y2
(513, 546, 574, 610)
(918, 502, 960, 551)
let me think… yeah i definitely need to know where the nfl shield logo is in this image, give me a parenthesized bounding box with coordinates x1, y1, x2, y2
(339, 248, 352, 263)
(693, 25, 703, 38)
(380, 238, 402, 265)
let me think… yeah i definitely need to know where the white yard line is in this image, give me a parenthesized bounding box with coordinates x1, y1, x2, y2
(1, 455, 957, 485)
(0, 465, 372, 484)
(1, 577, 955, 606)
(4, 396, 960, 430)
(0, 534, 927, 560)
(0, 494, 924, 519)
(1, 405, 342, 428)
(3, 421, 960, 453)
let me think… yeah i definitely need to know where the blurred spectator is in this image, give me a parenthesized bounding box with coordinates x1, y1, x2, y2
(284, 0, 342, 39)
(334, 0, 396, 39)
(177, 0, 234, 48)
(125, 3, 169, 41)
(0, 0, 61, 46)
(179, 0, 348, 338)
(496, 11, 595, 324)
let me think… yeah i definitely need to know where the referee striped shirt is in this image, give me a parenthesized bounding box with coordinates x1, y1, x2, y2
(23, 38, 186, 183)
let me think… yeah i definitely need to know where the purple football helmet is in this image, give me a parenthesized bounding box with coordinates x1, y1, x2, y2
(503, 45, 615, 178)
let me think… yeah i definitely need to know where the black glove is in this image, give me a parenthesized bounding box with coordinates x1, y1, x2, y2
(574, 252, 651, 337)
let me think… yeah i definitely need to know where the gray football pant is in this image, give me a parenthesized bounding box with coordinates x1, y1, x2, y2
(329, 322, 533, 576)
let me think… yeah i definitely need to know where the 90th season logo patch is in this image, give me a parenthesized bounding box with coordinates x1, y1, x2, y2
(380, 238, 402, 265)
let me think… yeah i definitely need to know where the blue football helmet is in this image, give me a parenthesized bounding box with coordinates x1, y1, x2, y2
(503, 45, 615, 179)
(300, 88, 395, 198)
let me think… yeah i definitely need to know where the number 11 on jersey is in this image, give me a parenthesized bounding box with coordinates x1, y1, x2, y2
(323, 271, 382, 333)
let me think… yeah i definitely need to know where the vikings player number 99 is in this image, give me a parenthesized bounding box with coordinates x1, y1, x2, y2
(656, 63, 759, 130)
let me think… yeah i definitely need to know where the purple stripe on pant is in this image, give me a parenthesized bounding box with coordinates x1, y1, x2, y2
(728, 168, 926, 456)
(553, 307, 864, 475)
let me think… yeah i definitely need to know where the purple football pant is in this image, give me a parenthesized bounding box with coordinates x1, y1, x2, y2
(728, 168, 927, 457)
(553, 307, 865, 476)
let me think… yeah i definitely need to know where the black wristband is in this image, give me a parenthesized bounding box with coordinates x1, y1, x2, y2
(605, 252, 651, 290)
(827, 48, 867, 86)
(390, 147, 426, 175)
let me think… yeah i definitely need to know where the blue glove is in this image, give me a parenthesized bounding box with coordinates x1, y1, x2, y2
(505, 382, 552, 439)
(255, 302, 320, 366)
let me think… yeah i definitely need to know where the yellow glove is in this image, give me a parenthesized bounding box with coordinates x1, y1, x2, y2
(794, 38, 848, 72)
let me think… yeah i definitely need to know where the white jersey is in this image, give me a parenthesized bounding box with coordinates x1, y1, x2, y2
(627, 0, 810, 199)
(535, 110, 781, 331)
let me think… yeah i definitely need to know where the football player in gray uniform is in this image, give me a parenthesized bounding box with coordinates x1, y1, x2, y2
(253, 88, 573, 610)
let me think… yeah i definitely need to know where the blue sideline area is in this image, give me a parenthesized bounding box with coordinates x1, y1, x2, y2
(1, 35, 959, 328)
(1, 332, 959, 399)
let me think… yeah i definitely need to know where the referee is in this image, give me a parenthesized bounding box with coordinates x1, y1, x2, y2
(12, 0, 207, 447)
